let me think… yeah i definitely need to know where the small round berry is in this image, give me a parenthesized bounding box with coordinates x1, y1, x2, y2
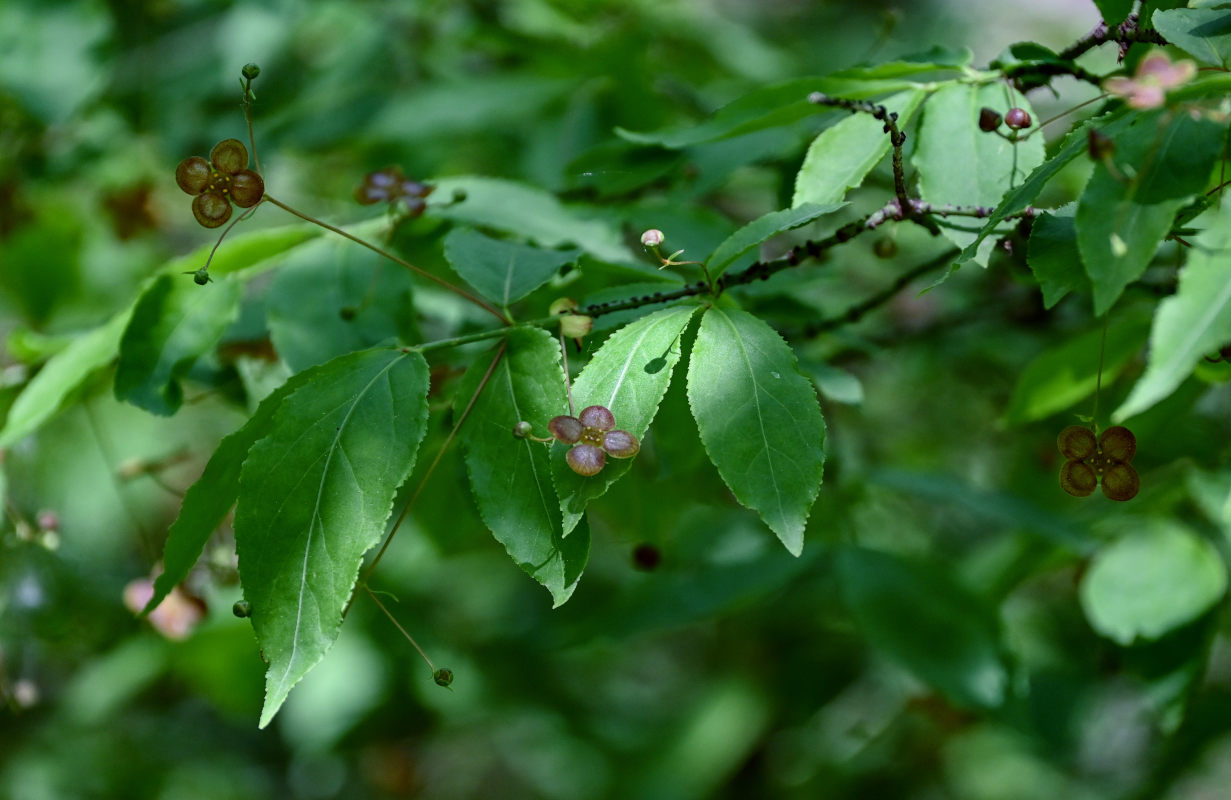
(632, 543, 661, 571)
(1004, 108, 1032, 130)
(230, 170, 265, 207)
(578, 405, 615, 431)
(641, 229, 665, 248)
(242, 63, 261, 80)
(1057, 425, 1096, 461)
(192, 193, 232, 228)
(192, 268, 211, 285)
(210, 139, 249, 174)
(1060, 461, 1097, 497)
(512, 421, 534, 439)
(872, 238, 897, 259)
(433, 668, 454, 687)
(567, 444, 606, 476)
(978, 107, 1002, 132)
(233, 600, 252, 618)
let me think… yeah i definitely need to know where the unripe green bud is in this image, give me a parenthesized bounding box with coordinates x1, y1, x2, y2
(242, 63, 261, 80)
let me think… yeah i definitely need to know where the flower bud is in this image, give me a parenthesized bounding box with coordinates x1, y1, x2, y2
(641, 229, 665, 248)
(242, 63, 261, 80)
(512, 421, 534, 439)
(233, 600, 252, 618)
(559, 313, 592, 340)
(433, 668, 454, 687)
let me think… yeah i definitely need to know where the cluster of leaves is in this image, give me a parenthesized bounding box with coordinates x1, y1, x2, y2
(5, 0, 1231, 795)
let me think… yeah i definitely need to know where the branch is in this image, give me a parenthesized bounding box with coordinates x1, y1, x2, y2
(808, 248, 960, 335)
(1057, 12, 1167, 62)
(807, 92, 912, 215)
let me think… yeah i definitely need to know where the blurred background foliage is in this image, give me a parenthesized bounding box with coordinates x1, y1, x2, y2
(3, 0, 1231, 798)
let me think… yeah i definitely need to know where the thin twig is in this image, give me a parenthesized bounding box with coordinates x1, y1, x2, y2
(362, 584, 436, 671)
(808, 92, 912, 215)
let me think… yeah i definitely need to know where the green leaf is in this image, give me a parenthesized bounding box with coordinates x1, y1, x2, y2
(615, 75, 926, 149)
(800, 361, 864, 405)
(266, 241, 417, 373)
(958, 112, 1132, 263)
(1093, 0, 1135, 24)
(234, 348, 430, 728)
(165, 224, 323, 279)
(1003, 311, 1151, 424)
(1026, 210, 1088, 309)
(705, 202, 846, 280)
(913, 83, 1045, 260)
(1115, 201, 1231, 420)
(793, 89, 926, 207)
(114, 274, 242, 415)
(458, 328, 589, 605)
(1077, 110, 1221, 314)
(1152, 8, 1231, 67)
(1080, 523, 1227, 645)
(552, 306, 699, 534)
(443, 228, 580, 306)
(0, 309, 131, 449)
(144, 366, 321, 616)
(687, 308, 825, 554)
(430, 176, 632, 263)
(836, 546, 1008, 709)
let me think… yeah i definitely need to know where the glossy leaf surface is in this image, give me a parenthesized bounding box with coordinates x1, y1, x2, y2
(687, 307, 824, 554)
(705, 202, 845, 279)
(115, 274, 242, 415)
(458, 328, 589, 605)
(234, 348, 429, 727)
(552, 306, 699, 535)
(443, 228, 580, 306)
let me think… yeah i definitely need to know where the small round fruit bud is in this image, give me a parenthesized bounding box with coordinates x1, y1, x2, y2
(1004, 108, 1031, 130)
(559, 313, 592, 340)
(549, 297, 579, 316)
(433, 668, 454, 687)
(632, 543, 661, 571)
(872, 237, 897, 259)
(513, 421, 534, 439)
(1087, 129, 1115, 161)
(192, 268, 210, 285)
(233, 601, 252, 618)
(978, 107, 1002, 132)
(242, 63, 261, 80)
(641, 229, 664, 248)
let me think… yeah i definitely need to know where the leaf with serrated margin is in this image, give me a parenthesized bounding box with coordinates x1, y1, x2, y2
(552, 306, 699, 535)
(913, 83, 1044, 262)
(143, 365, 323, 615)
(459, 328, 589, 606)
(1153, 8, 1231, 68)
(1026, 210, 1088, 309)
(234, 348, 430, 728)
(443, 228, 580, 306)
(1116, 200, 1231, 420)
(687, 308, 825, 555)
(793, 89, 926, 207)
(705, 202, 846, 280)
(115, 274, 242, 415)
(957, 111, 1132, 264)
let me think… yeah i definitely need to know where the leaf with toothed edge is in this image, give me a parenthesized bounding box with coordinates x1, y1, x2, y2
(687, 307, 825, 555)
(458, 328, 590, 606)
(234, 347, 430, 728)
(551, 305, 700, 536)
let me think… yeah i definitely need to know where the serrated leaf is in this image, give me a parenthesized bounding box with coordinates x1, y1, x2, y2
(1152, 8, 1231, 67)
(443, 228, 580, 306)
(234, 348, 430, 728)
(705, 202, 846, 280)
(958, 112, 1132, 263)
(552, 306, 699, 534)
(836, 546, 1008, 709)
(1003, 312, 1151, 424)
(1026, 210, 1088, 309)
(266, 241, 417, 373)
(0, 309, 131, 449)
(687, 308, 825, 555)
(430, 176, 631, 263)
(459, 328, 589, 605)
(1077, 110, 1220, 315)
(793, 89, 926, 207)
(166, 224, 323, 279)
(114, 274, 242, 415)
(144, 366, 321, 615)
(1115, 201, 1231, 420)
(913, 83, 1045, 261)
(615, 75, 926, 149)
(1080, 523, 1227, 645)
